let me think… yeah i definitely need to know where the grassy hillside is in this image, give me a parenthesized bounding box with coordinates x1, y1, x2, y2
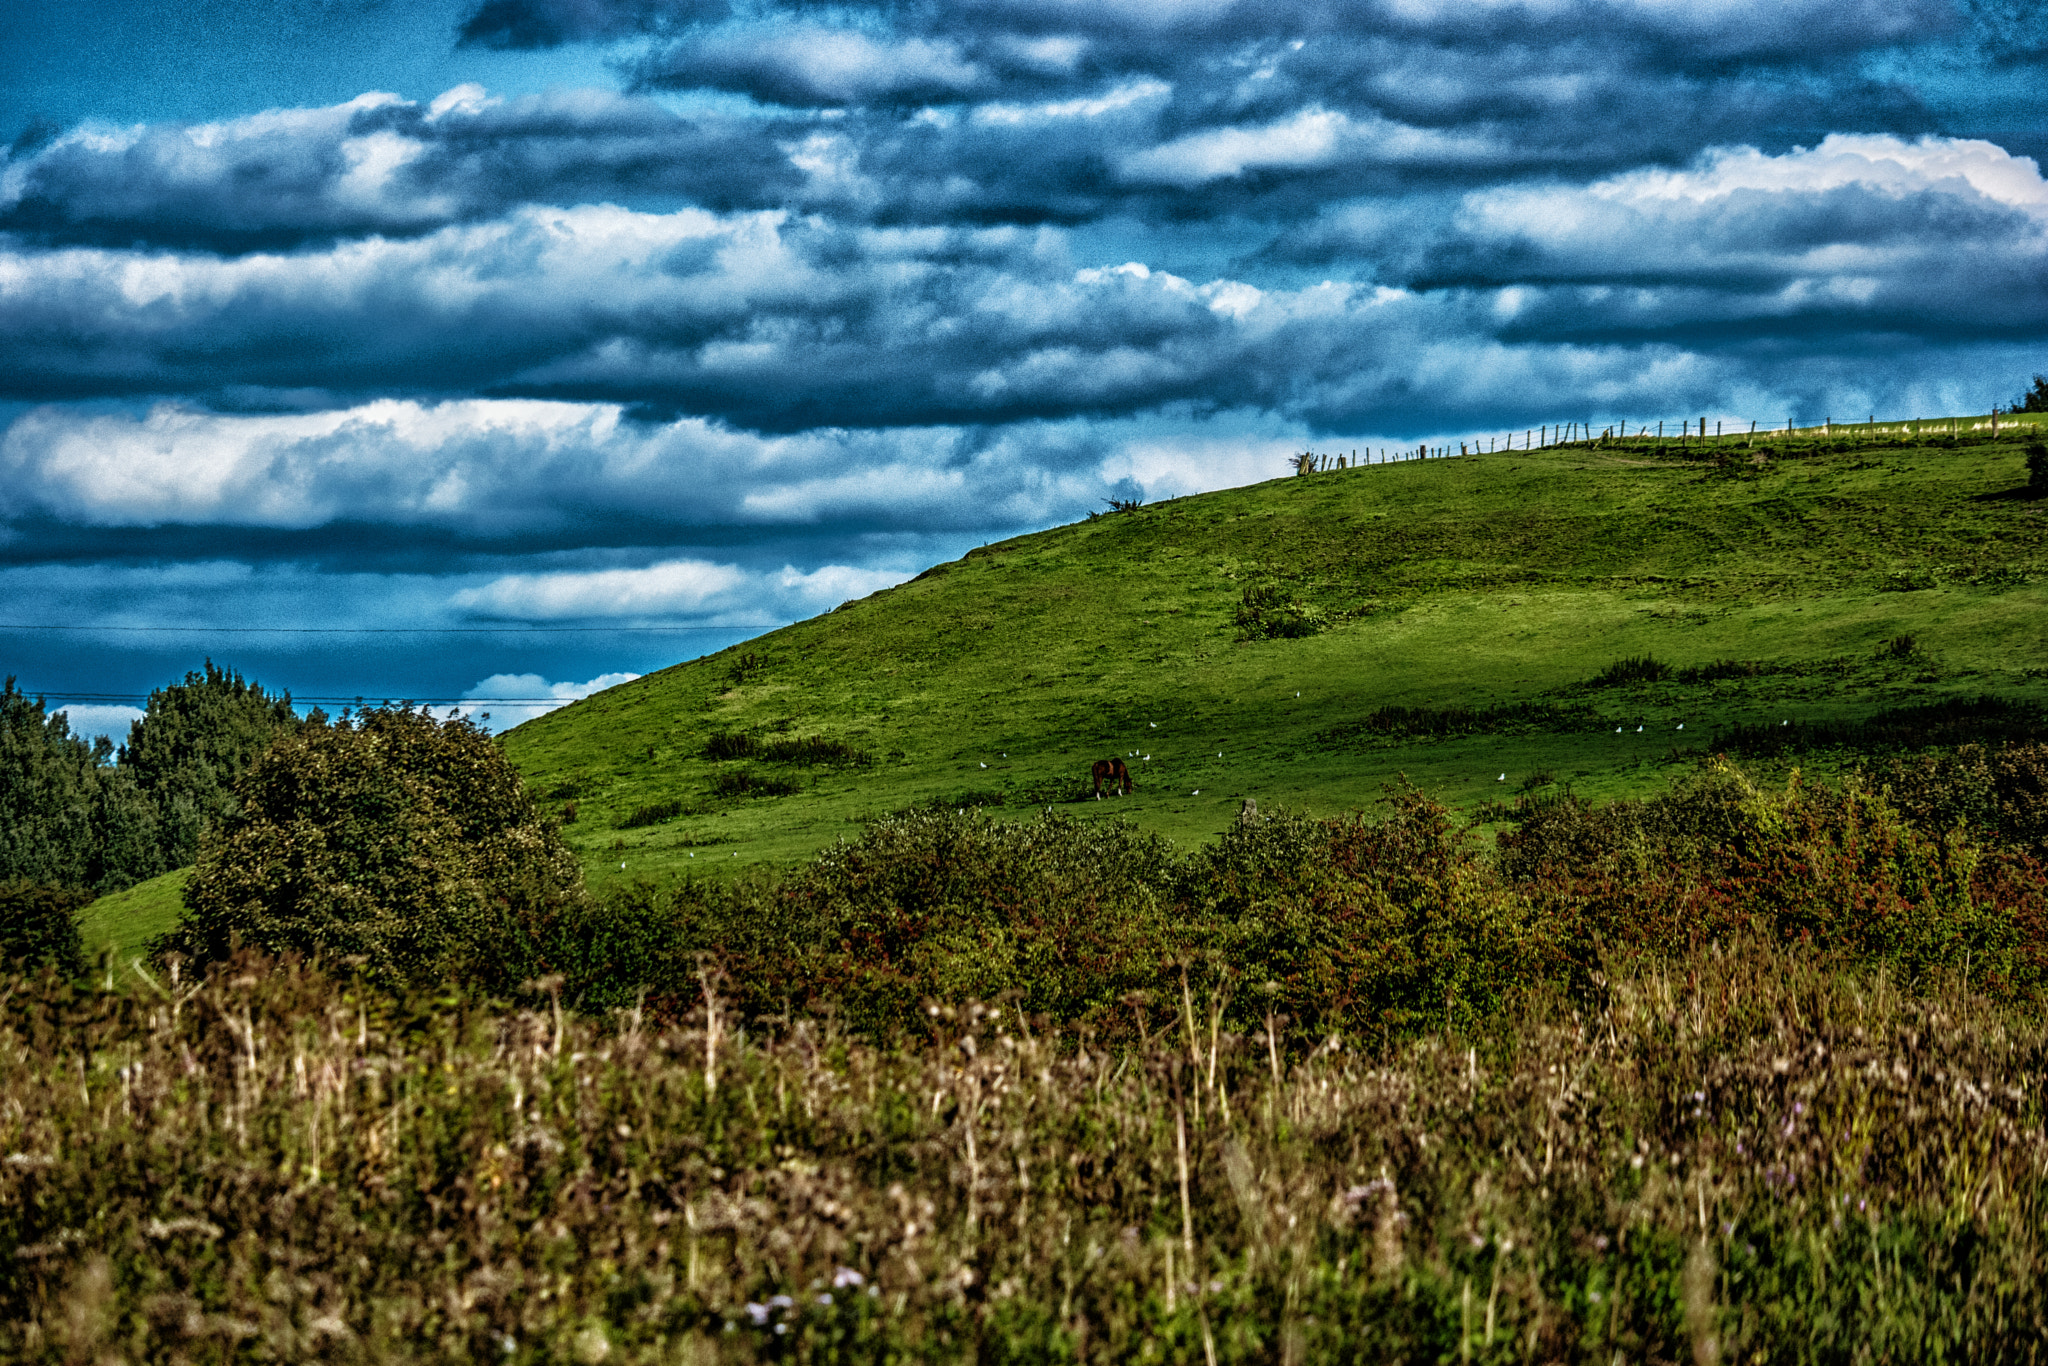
(76, 867, 188, 967)
(508, 427, 2048, 891)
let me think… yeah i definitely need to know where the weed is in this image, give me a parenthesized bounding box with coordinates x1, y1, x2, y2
(711, 769, 802, 799)
(619, 797, 687, 828)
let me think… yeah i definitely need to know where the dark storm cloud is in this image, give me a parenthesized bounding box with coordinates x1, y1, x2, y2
(0, 88, 800, 251)
(3, 0, 1960, 253)
(8, 125, 2048, 434)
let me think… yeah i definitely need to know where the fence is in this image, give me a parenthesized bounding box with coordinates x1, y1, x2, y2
(1291, 411, 2048, 475)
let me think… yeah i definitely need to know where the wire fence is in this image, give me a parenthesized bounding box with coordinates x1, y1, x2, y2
(1291, 411, 2048, 473)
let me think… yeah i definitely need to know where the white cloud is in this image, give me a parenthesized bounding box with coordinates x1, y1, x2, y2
(447, 557, 911, 625)
(452, 559, 751, 619)
(50, 703, 144, 746)
(454, 672, 641, 731)
(1119, 108, 1503, 185)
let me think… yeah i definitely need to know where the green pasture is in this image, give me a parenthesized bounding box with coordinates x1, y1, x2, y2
(496, 423, 2048, 894)
(76, 867, 188, 968)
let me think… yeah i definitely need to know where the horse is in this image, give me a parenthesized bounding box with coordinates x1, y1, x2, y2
(1091, 758, 1133, 797)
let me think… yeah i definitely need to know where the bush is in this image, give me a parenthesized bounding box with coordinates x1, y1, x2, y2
(1184, 792, 1564, 1038)
(619, 797, 685, 828)
(0, 880, 92, 976)
(2028, 441, 2048, 492)
(777, 809, 1181, 1035)
(1235, 585, 1327, 640)
(710, 768, 801, 798)
(1497, 761, 2044, 995)
(1589, 655, 1672, 686)
(155, 706, 590, 992)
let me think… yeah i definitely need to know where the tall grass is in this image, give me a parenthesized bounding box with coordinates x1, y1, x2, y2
(2, 946, 2044, 1362)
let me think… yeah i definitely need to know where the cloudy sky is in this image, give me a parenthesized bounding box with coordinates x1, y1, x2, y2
(7, 0, 2048, 736)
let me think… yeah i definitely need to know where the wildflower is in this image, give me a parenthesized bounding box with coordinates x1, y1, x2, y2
(832, 1268, 865, 1289)
(745, 1304, 770, 1326)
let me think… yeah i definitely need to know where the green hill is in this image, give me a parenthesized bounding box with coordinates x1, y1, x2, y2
(509, 428, 2048, 890)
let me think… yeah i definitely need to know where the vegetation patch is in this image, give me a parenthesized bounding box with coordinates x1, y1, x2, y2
(1233, 583, 1328, 639)
(1712, 694, 2048, 757)
(710, 768, 802, 799)
(1318, 701, 1599, 745)
(618, 797, 689, 829)
(704, 732, 874, 766)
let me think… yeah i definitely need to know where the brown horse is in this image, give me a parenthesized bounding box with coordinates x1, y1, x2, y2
(1091, 758, 1133, 797)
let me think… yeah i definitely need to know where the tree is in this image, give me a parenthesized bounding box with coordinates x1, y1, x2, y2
(2029, 442, 2048, 494)
(0, 679, 103, 887)
(0, 880, 92, 976)
(122, 662, 301, 872)
(157, 706, 589, 990)
(2016, 375, 2048, 413)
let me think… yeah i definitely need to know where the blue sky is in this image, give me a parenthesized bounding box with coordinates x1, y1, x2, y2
(6, 0, 2048, 737)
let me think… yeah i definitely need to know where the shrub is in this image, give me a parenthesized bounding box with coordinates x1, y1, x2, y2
(773, 809, 1182, 1035)
(619, 797, 685, 828)
(1185, 792, 1564, 1038)
(0, 880, 92, 976)
(1713, 695, 2048, 757)
(155, 706, 590, 991)
(710, 769, 801, 798)
(1235, 585, 1327, 640)
(1318, 702, 1594, 744)
(706, 732, 873, 766)
(2028, 441, 2048, 492)
(1589, 655, 1672, 686)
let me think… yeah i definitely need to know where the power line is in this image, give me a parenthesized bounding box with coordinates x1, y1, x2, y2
(0, 623, 728, 634)
(33, 692, 586, 705)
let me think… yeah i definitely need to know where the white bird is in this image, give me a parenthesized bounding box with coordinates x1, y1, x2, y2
(1149, 722, 1157, 728)
(688, 852, 694, 858)
(1143, 754, 1151, 761)
(1192, 789, 1200, 796)
(1636, 725, 1643, 732)
(1498, 773, 1506, 781)
(1615, 727, 1623, 733)
(1676, 723, 1684, 730)
(980, 762, 987, 768)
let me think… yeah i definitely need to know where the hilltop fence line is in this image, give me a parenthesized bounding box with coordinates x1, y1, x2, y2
(1290, 411, 2048, 475)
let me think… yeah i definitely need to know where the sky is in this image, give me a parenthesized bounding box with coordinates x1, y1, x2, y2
(6, 0, 2048, 740)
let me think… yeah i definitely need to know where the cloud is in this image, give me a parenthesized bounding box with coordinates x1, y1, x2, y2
(449, 557, 911, 624)
(0, 88, 802, 250)
(49, 702, 144, 745)
(0, 398, 1159, 541)
(453, 671, 642, 730)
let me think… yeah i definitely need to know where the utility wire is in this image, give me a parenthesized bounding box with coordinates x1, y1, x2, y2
(0, 623, 726, 633)
(33, 693, 579, 705)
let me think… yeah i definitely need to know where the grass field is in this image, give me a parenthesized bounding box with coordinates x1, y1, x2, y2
(74, 868, 187, 967)
(501, 426, 2048, 893)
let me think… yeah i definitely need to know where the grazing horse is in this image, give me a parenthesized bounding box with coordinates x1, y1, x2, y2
(1091, 758, 1133, 797)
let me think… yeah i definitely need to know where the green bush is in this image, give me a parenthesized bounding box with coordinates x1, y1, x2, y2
(2028, 441, 2048, 492)
(155, 706, 589, 992)
(1185, 792, 1563, 1038)
(1234, 584, 1327, 640)
(776, 809, 1181, 1035)
(0, 880, 92, 976)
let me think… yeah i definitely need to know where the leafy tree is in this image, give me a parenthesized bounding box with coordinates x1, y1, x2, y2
(0, 880, 93, 976)
(2016, 375, 2048, 413)
(157, 706, 590, 990)
(0, 679, 104, 887)
(122, 662, 301, 872)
